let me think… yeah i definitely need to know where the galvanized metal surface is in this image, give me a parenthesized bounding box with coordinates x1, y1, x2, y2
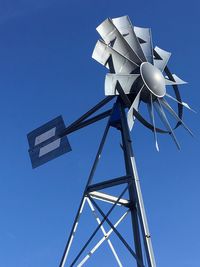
(112, 16, 146, 62)
(134, 26, 154, 64)
(153, 46, 171, 72)
(97, 18, 142, 65)
(92, 15, 192, 151)
(105, 73, 140, 95)
(140, 62, 166, 98)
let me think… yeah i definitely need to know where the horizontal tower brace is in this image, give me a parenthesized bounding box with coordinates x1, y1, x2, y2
(89, 191, 129, 206)
(87, 175, 131, 192)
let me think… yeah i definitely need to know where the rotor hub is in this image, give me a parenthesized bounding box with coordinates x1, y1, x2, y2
(140, 62, 166, 98)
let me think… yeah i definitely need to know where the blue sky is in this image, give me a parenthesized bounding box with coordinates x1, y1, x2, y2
(0, 0, 199, 266)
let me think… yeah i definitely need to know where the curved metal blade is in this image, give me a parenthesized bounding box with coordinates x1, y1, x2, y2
(154, 99, 181, 149)
(160, 98, 193, 136)
(165, 93, 196, 113)
(112, 15, 147, 62)
(97, 18, 142, 65)
(127, 86, 144, 130)
(105, 73, 140, 95)
(92, 40, 138, 74)
(134, 26, 153, 64)
(153, 46, 171, 72)
(147, 95, 159, 151)
(165, 74, 187, 85)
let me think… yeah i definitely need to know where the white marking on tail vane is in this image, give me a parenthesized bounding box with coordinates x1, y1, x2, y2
(35, 127, 56, 146)
(39, 138, 61, 157)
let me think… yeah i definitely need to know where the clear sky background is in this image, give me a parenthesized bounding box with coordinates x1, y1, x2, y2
(0, 0, 199, 266)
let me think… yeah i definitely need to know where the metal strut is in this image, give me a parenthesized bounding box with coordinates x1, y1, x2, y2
(59, 117, 111, 267)
(79, 197, 124, 267)
(59, 99, 156, 267)
(118, 100, 156, 267)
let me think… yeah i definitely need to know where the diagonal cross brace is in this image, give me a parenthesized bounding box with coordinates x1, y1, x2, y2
(89, 196, 145, 267)
(77, 205, 129, 267)
(69, 185, 129, 267)
(84, 197, 123, 267)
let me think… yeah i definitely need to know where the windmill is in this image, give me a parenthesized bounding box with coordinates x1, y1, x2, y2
(27, 16, 194, 267)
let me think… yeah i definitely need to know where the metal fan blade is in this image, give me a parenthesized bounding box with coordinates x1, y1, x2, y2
(147, 95, 159, 151)
(105, 73, 140, 95)
(127, 86, 143, 130)
(92, 40, 138, 74)
(153, 46, 171, 72)
(134, 26, 153, 64)
(160, 98, 193, 136)
(165, 74, 187, 85)
(97, 18, 142, 65)
(154, 99, 181, 149)
(165, 93, 196, 113)
(112, 15, 147, 62)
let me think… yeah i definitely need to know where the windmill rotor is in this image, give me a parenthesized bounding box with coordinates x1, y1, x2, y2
(92, 15, 193, 150)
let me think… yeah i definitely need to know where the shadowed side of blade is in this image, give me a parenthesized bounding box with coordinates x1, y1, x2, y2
(92, 40, 139, 74)
(153, 46, 171, 72)
(165, 74, 187, 85)
(154, 99, 181, 149)
(160, 98, 193, 136)
(105, 73, 140, 95)
(97, 18, 142, 66)
(165, 93, 196, 112)
(134, 26, 154, 64)
(147, 95, 159, 151)
(127, 86, 144, 130)
(112, 15, 147, 63)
